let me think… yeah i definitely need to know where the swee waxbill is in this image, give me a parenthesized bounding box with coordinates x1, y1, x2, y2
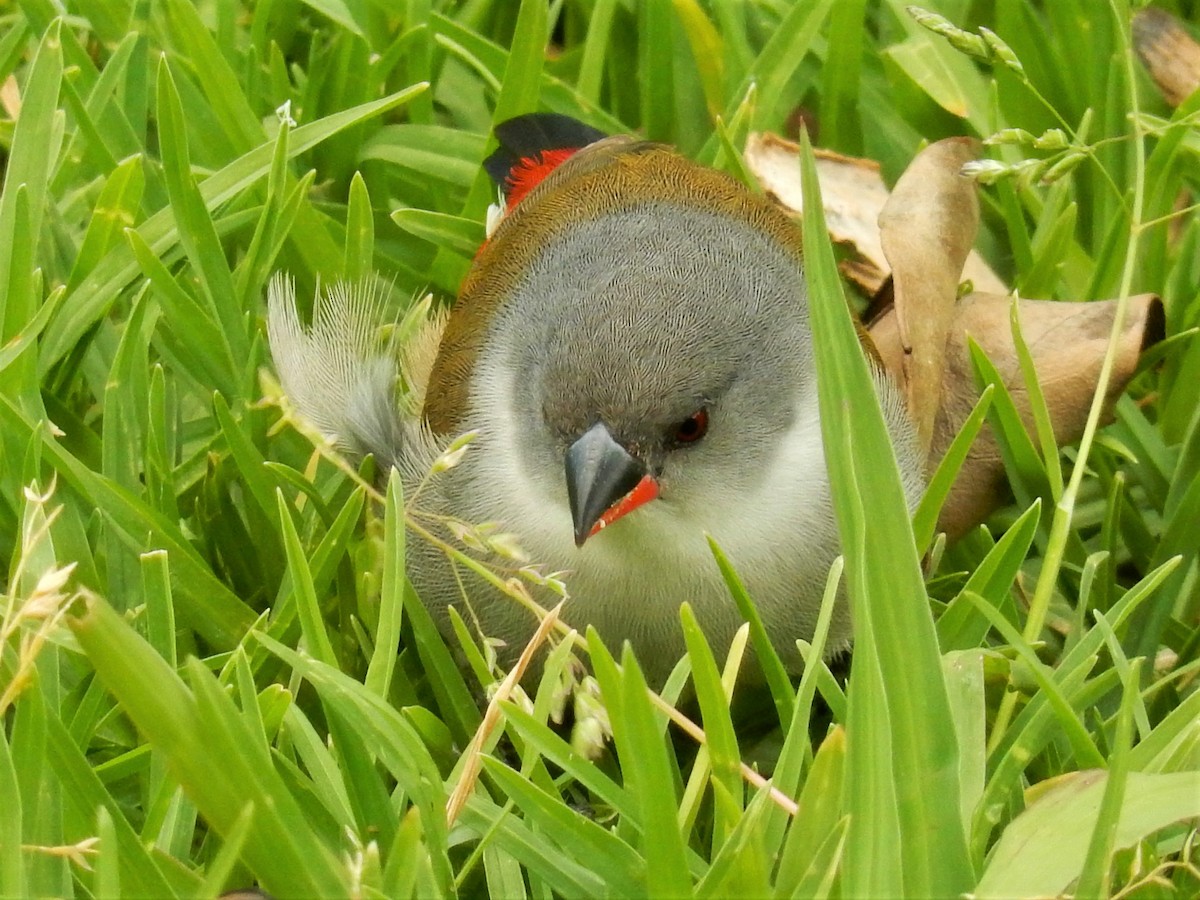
(268, 114, 923, 686)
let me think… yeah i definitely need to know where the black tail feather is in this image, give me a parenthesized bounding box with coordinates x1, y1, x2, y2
(484, 113, 608, 193)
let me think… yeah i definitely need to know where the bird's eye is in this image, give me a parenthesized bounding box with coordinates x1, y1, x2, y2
(673, 408, 709, 444)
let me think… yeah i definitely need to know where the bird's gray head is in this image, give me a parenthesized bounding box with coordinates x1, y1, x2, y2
(474, 200, 818, 546)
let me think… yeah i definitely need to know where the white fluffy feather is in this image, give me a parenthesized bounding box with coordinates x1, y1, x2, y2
(266, 273, 404, 466)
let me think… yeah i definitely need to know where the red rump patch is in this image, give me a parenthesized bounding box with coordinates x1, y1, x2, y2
(505, 147, 579, 208)
(478, 114, 607, 259)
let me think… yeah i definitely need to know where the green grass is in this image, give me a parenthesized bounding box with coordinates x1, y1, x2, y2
(2, 1, 1199, 897)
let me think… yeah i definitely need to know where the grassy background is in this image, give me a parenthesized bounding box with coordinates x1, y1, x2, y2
(1, 0, 1199, 897)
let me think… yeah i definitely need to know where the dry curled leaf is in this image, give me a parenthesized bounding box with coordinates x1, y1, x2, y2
(870, 293, 1164, 539)
(746, 133, 890, 293)
(748, 130, 1164, 538)
(866, 140, 1164, 537)
(745, 132, 1005, 297)
(879, 137, 982, 454)
(1133, 7, 1200, 107)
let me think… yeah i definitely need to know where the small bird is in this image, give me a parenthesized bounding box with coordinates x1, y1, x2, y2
(269, 114, 923, 686)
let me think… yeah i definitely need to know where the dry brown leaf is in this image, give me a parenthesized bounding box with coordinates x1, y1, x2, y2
(879, 137, 982, 455)
(748, 130, 1163, 538)
(1133, 8, 1200, 107)
(746, 133, 891, 293)
(1, 75, 20, 120)
(745, 132, 1006, 297)
(870, 293, 1165, 539)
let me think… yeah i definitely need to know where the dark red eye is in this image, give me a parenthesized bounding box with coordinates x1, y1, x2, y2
(673, 408, 709, 444)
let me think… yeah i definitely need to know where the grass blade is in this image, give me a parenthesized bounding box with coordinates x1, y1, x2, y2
(799, 129, 974, 896)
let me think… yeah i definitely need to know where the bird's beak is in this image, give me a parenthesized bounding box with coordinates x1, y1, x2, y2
(565, 422, 659, 547)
